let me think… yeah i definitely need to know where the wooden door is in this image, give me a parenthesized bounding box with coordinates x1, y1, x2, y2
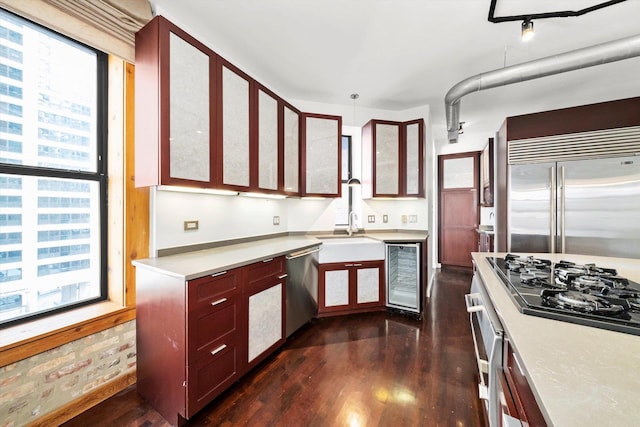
(438, 152, 480, 269)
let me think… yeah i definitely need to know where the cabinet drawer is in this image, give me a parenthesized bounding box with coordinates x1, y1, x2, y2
(188, 295, 239, 360)
(245, 256, 285, 289)
(188, 268, 241, 311)
(186, 341, 238, 417)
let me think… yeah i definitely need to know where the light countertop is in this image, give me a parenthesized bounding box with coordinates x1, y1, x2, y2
(133, 231, 428, 280)
(472, 252, 640, 427)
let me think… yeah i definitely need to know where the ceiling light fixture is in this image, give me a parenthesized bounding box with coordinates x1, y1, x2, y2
(350, 93, 359, 126)
(521, 19, 534, 42)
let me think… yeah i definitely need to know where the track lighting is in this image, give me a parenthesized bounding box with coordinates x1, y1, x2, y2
(521, 19, 534, 41)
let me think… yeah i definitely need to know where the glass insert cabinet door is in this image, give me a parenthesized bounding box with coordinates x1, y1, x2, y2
(222, 63, 250, 188)
(169, 31, 210, 182)
(257, 88, 278, 191)
(375, 123, 400, 195)
(283, 105, 299, 193)
(304, 115, 340, 196)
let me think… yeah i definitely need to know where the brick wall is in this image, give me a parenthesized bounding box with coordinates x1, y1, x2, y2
(0, 320, 136, 426)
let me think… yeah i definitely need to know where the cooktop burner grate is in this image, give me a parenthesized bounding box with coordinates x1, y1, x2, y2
(488, 255, 640, 336)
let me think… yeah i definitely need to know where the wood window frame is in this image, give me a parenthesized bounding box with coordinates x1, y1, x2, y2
(0, 59, 147, 367)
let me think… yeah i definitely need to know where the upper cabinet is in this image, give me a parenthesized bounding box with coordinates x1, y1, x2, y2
(218, 61, 251, 190)
(302, 113, 342, 197)
(361, 118, 425, 198)
(135, 16, 339, 197)
(480, 137, 494, 207)
(135, 16, 217, 187)
(282, 102, 300, 195)
(256, 86, 279, 192)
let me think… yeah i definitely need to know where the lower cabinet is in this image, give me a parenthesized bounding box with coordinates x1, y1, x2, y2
(318, 260, 385, 316)
(501, 338, 547, 426)
(136, 256, 286, 425)
(245, 257, 287, 370)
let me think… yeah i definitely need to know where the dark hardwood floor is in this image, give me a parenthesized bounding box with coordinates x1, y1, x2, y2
(63, 268, 486, 427)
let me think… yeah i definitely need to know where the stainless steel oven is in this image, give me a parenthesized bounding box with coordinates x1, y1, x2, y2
(465, 271, 504, 427)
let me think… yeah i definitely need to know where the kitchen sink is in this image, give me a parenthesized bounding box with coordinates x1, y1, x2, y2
(317, 236, 385, 263)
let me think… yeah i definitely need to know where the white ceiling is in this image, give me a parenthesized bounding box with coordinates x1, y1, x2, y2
(148, 0, 640, 150)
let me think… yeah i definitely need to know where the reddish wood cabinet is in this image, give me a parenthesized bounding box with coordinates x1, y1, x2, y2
(136, 256, 286, 425)
(361, 118, 425, 198)
(135, 15, 345, 197)
(501, 338, 547, 426)
(318, 260, 385, 316)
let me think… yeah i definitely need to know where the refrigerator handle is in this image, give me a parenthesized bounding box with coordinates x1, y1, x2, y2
(560, 165, 566, 254)
(550, 166, 556, 254)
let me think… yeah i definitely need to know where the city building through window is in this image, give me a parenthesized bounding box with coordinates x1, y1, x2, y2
(0, 8, 108, 325)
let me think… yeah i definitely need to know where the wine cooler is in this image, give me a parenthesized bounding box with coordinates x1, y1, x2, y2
(386, 243, 421, 316)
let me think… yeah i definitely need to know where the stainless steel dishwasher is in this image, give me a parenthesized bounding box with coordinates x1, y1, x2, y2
(285, 246, 320, 337)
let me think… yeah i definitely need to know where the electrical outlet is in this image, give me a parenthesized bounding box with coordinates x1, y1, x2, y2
(273, 216, 280, 225)
(367, 215, 375, 223)
(184, 220, 199, 231)
(401, 215, 407, 224)
(383, 214, 388, 223)
(409, 215, 417, 223)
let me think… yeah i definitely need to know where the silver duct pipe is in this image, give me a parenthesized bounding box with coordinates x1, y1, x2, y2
(445, 33, 640, 143)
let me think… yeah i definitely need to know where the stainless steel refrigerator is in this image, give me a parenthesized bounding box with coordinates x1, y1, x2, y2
(509, 156, 640, 258)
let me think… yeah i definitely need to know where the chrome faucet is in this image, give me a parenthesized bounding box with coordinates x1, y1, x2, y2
(347, 211, 358, 236)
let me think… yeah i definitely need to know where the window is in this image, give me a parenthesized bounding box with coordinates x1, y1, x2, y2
(334, 135, 353, 226)
(0, 8, 107, 326)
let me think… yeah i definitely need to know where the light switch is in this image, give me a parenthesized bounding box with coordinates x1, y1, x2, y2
(184, 220, 199, 231)
(273, 216, 280, 225)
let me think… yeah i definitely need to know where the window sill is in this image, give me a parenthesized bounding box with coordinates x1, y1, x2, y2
(0, 302, 136, 367)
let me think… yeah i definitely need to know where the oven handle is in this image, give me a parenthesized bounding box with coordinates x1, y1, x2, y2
(465, 293, 484, 313)
(465, 293, 490, 378)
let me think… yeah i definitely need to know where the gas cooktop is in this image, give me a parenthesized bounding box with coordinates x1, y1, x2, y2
(488, 254, 640, 336)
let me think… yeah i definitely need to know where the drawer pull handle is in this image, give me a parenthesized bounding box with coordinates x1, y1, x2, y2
(345, 263, 354, 267)
(210, 344, 227, 356)
(277, 274, 288, 280)
(262, 258, 274, 263)
(353, 263, 362, 267)
(211, 271, 227, 278)
(210, 298, 227, 307)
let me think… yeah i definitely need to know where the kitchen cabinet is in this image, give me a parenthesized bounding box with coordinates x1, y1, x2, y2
(256, 85, 279, 192)
(301, 113, 342, 197)
(501, 338, 547, 426)
(135, 15, 217, 188)
(186, 270, 242, 417)
(480, 138, 494, 207)
(244, 256, 286, 370)
(318, 260, 385, 316)
(136, 256, 287, 425)
(219, 60, 252, 190)
(361, 118, 425, 198)
(282, 102, 300, 194)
